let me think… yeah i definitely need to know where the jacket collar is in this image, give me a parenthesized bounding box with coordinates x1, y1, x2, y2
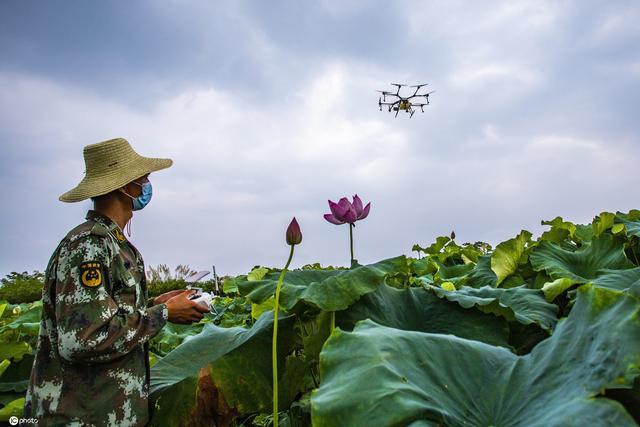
(86, 210, 128, 243)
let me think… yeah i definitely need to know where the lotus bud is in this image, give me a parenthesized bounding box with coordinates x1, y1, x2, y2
(286, 217, 302, 246)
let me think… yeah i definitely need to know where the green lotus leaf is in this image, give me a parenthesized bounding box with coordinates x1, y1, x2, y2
(491, 230, 532, 285)
(413, 236, 451, 255)
(612, 223, 626, 235)
(615, 210, 640, 239)
(593, 212, 616, 237)
(542, 277, 578, 301)
(434, 262, 474, 281)
(151, 311, 298, 414)
(247, 266, 270, 282)
(466, 255, 498, 287)
(251, 296, 275, 320)
(238, 256, 408, 312)
(0, 302, 42, 336)
(0, 397, 24, 420)
(150, 374, 198, 426)
(591, 267, 640, 296)
(414, 238, 481, 265)
(0, 343, 31, 362)
(425, 284, 557, 331)
(458, 244, 485, 263)
(297, 310, 333, 363)
(499, 274, 527, 289)
(0, 355, 33, 392)
(0, 392, 23, 409)
(206, 324, 304, 413)
(238, 270, 341, 306)
(575, 224, 594, 243)
(408, 257, 435, 277)
(336, 283, 510, 347)
(311, 285, 640, 426)
(0, 360, 9, 378)
(222, 275, 246, 294)
(539, 216, 577, 243)
(530, 234, 633, 282)
(150, 322, 205, 356)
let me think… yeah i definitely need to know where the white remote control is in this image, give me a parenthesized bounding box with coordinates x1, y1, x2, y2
(187, 288, 215, 310)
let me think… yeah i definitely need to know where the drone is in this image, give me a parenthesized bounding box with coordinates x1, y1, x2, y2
(377, 83, 435, 118)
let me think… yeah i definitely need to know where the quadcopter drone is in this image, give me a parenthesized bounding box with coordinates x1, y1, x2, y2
(377, 83, 435, 118)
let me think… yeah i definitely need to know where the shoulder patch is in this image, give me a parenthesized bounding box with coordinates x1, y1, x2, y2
(79, 261, 103, 287)
(113, 228, 126, 242)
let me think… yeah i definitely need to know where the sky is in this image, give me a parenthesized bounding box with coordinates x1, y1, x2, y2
(1, 0, 639, 279)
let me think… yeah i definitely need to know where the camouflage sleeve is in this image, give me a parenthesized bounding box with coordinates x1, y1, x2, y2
(54, 235, 168, 363)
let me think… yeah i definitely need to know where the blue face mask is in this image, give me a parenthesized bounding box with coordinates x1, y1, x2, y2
(122, 180, 152, 211)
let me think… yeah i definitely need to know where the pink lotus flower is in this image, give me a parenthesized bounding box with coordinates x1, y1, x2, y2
(324, 195, 371, 225)
(323, 195, 371, 333)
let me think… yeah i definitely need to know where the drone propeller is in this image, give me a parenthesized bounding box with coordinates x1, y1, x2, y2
(390, 83, 405, 97)
(409, 84, 429, 97)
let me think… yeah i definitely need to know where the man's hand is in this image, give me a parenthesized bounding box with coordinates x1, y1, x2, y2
(153, 289, 189, 306)
(164, 290, 210, 324)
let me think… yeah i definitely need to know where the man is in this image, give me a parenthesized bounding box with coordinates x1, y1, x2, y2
(24, 138, 209, 426)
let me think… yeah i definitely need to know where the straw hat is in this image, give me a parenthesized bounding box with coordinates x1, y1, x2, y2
(59, 138, 173, 202)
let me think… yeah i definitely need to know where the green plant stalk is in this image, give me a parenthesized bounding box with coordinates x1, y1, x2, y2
(330, 311, 335, 332)
(350, 223, 355, 265)
(331, 223, 356, 334)
(273, 244, 295, 427)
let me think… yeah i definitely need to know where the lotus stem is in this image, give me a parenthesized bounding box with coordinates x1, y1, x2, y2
(330, 311, 335, 333)
(273, 244, 295, 426)
(349, 223, 355, 265)
(330, 224, 356, 335)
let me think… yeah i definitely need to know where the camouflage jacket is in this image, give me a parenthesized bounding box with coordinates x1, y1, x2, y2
(24, 210, 169, 426)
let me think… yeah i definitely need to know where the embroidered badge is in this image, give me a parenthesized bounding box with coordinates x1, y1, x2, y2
(79, 262, 103, 287)
(113, 228, 126, 242)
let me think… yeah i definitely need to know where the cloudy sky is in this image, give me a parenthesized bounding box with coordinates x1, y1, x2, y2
(1, 1, 639, 279)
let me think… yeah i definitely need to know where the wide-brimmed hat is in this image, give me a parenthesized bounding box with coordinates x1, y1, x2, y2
(59, 138, 173, 202)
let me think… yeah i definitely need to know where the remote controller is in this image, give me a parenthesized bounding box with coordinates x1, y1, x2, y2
(187, 288, 215, 311)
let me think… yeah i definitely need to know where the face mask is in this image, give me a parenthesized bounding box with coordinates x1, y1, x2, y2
(121, 180, 153, 211)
